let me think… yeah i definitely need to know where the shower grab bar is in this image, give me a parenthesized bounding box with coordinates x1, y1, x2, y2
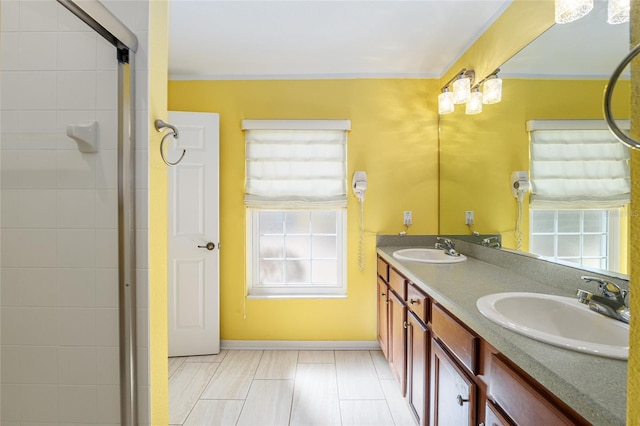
(604, 42, 640, 150)
(155, 119, 186, 166)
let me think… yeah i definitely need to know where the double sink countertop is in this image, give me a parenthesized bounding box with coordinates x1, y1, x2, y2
(377, 238, 627, 426)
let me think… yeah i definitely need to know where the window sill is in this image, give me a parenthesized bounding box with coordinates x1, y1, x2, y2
(246, 294, 347, 300)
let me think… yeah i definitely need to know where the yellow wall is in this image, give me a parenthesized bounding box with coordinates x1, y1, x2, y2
(149, 0, 169, 423)
(439, 79, 630, 260)
(168, 79, 440, 340)
(627, 4, 639, 425)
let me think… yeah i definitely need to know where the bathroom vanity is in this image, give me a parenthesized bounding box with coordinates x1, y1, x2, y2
(376, 237, 627, 426)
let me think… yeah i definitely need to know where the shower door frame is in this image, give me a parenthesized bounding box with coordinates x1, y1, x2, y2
(55, 1, 140, 425)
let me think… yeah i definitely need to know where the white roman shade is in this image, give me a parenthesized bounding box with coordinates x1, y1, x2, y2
(527, 120, 631, 209)
(242, 120, 350, 208)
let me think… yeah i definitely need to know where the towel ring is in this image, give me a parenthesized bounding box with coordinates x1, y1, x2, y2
(604, 42, 640, 150)
(155, 119, 186, 166)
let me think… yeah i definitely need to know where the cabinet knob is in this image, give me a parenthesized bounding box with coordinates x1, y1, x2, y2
(381, 292, 386, 296)
(409, 298, 418, 304)
(456, 394, 469, 406)
(403, 321, 409, 329)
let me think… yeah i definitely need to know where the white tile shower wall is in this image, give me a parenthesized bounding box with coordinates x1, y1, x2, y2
(0, 0, 151, 424)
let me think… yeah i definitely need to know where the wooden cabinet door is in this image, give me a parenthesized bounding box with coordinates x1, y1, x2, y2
(377, 277, 389, 359)
(430, 339, 476, 426)
(389, 290, 407, 395)
(407, 311, 429, 426)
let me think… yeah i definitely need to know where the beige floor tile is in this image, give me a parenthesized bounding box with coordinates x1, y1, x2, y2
(169, 362, 219, 425)
(254, 350, 298, 379)
(169, 349, 421, 426)
(340, 400, 395, 426)
(298, 350, 335, 363)
(335, 351, 385, 400)
(236, 379, 294, 426)
(290, 363, 341, 426)
(201, 350, 263, 399)
(183, 400, 244, 426)
(370, 350, 394, 380)
(168, 356, 186, 379)
(380, 379, 417, 426)
(185, 349, 229, 364)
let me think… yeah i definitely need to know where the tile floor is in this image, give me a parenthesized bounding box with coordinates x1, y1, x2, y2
(169, 349, 417, 426)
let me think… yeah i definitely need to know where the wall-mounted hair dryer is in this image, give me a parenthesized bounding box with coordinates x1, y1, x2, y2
(510, 171, 530, 200)
(353, 171, 368, 201)
(511, 171, 529, 252)
(352, 171, 368, 270)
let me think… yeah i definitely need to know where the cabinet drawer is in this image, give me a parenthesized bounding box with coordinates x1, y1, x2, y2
(407, 283, 429, 324)
(431, 304, 479, 375)
(377, 256, 389, 282)
(389, 268, 407, 300)
(489, 354, 582, 426)
(484, 399, 513, 426)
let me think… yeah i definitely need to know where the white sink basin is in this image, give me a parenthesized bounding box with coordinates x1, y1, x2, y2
(476, 292, 629, 359)
(392, 248, 467, 264)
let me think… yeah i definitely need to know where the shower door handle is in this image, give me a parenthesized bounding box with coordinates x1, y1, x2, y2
(197, 242, 216, 251)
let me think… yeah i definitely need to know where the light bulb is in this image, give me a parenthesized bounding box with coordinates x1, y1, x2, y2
(438, 90, 454, 115)
(466, 90, 483, 115)
(607, 0, 629, 24)
(555, 0, 593, 24)
(482, 77, 502, 104)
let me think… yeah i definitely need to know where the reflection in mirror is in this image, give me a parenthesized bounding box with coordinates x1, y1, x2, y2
(439, 0, 630, 278)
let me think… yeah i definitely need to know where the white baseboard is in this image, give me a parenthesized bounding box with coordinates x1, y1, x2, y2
(220, 340, 380, 350)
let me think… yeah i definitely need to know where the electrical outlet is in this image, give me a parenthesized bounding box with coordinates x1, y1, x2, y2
(404, 211, 412, 226)
(465, 211, 474, 225)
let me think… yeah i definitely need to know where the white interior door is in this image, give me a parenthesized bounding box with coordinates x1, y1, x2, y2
(168, 111, 220, 357)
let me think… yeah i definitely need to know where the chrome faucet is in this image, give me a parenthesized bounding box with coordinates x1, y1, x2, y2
(481, 236, 501, 249)
(435, 237, 460, 257)
(576, 276, 630, 324)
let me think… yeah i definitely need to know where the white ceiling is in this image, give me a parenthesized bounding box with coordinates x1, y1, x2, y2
(168, 0, 512, 80)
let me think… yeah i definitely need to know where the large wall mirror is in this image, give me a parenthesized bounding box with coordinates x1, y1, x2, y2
(439, 0, 630, 278)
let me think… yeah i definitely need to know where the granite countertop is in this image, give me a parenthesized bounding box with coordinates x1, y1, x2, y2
(377, 244, 627, 426)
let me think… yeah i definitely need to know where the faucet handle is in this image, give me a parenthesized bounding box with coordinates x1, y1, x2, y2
(582, 276, 625, 303)
(437, 236, 454, 247)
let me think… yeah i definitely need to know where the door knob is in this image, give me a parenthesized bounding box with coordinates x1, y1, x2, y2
(197, 242, 215, 250)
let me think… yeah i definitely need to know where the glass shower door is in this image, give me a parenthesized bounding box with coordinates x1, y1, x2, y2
(1, 1, 122, 423)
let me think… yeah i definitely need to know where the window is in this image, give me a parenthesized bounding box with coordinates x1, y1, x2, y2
(526, 120, 630, 273)
(529, 209, 621, 271)
(248, 209, 345, 296)
(242, 120, 350, 297)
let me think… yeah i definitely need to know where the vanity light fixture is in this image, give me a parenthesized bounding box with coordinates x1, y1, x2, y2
(438, 68, 503, 116)
(438, 87, 455, 115)
(466, 86, 483, 115)
(607, 0, 629, 24)
(481, 70, 502, 104)
(555, 0, 594, 23)
(555, 0, 628, 24)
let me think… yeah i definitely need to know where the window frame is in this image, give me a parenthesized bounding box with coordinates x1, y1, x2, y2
(246, 207, 347, 298)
